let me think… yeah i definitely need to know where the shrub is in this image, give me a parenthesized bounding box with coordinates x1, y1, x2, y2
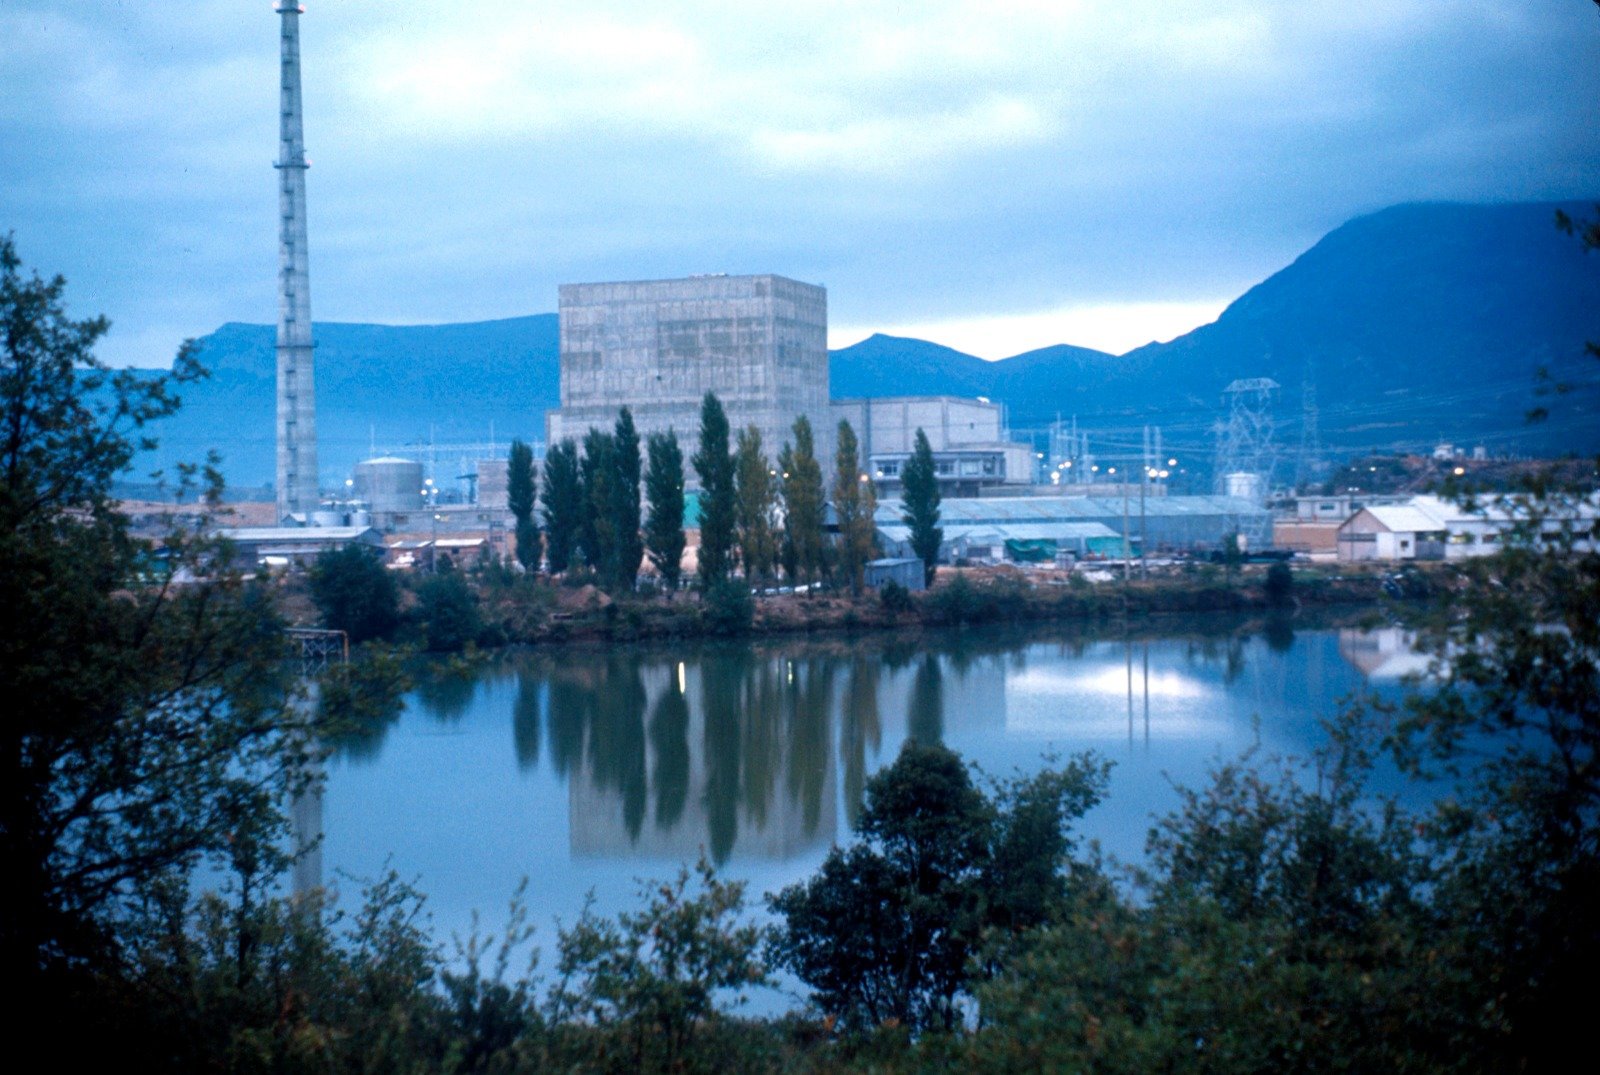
(880, 579, 912, 614)
(701, 580, 754, 635)
(309, 545, 401, 642)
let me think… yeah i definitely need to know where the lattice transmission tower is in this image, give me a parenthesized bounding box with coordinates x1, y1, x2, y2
(1213, 377, 1280, 497)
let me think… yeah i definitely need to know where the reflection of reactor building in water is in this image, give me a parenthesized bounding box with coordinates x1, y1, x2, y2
(568, 659, 839, 861)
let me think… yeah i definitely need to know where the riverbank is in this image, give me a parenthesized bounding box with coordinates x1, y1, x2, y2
(459, 561, 1418, 648)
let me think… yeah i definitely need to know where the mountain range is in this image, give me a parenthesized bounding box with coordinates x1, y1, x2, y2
(139, 200, 1599, 492)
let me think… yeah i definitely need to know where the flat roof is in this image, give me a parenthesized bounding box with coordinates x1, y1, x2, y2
(877, 495, 1268, 525)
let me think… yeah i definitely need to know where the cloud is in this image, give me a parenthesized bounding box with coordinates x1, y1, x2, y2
(1, 0, 1596, 368)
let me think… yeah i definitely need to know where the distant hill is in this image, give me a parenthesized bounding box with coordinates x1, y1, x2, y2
(139, 200, 1598, 491)
(144, 315, 559, 488)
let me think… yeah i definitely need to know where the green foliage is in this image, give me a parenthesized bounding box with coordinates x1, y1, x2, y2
(693, 393, 737, 589)
(0, 236, 304, 985)
(768, 741, 1107, 1033)
(734, 425, 778, 583)
(613, 408, 645, 587)
(778, 415, 826, 585)
(901, 428, 943, 587)
(644, 430, 687, 593)
(700, 579, 754, 636)
(414, 571, 483, 652)
(832, 420, 878, 594)
(319, 642, 415, 755)
(1263, 560, 1294, 606)
(540, 438, 582, 574)
(879, 579, 912, 614)
(580, 427, 619, 583)
(507, 438, 540, 573)
(549, 859, 769, 1074)
(308, 544, 400, 642)
(922, 574, 1030, 625)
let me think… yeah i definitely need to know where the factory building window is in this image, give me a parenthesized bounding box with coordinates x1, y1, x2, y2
(877, 460, 900, 477)
(935, 459, 956, 476)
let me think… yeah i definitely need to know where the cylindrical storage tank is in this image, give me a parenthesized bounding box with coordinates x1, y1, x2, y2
(310, 510, 344, 528)
(476, 459, 509, 510)
(353, 457, 425, 514)
(347, 509, 371, 529)
(1224, 471, 1264, 502)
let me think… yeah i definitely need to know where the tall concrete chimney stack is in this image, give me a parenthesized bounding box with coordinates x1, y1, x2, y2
(274, 2, 318, 521)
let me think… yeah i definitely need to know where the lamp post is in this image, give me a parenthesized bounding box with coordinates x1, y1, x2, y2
(421, 478, 438, 572)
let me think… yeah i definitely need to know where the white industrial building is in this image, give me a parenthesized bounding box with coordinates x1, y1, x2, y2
(831, 396, 1036, 495)
(1336, 494, 1599, 562)
(876, 495, 1270, 565)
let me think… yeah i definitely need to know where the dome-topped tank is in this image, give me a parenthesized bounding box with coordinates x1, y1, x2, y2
(353, 457, 425, 514)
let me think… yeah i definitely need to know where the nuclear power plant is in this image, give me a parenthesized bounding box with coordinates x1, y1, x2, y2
(546, 274, 833, 468)
(240, 11, 1266, 565)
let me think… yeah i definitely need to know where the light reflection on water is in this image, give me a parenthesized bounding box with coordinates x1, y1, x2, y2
(306, 619, 1417, 950)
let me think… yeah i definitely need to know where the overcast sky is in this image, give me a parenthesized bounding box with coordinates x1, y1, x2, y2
(3, 1, 1597, 365)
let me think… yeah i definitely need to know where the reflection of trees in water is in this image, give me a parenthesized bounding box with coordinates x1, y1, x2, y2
(1263, 612, 1296, 653)
(740, 657, 784, 831)
(587, 657, 648, 841)
(546, 668, 591, 779)
(1183, 635, 1248, 684)
(414, 670, 477, 723)
(513, 671, 541, 771)
(648, 681, 690, 831)
(787, 660, 835, 839)
(701, 652, 744, 864)
(908, 655, 945, 745)
(841, 658, 882, 829)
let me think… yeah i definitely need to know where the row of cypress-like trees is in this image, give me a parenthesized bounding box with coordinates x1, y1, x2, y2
(505, 393, 946, 594)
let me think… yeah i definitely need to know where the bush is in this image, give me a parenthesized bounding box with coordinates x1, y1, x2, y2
(880, 579, 912, 614)
(701, 580, 754, 635)
(309, 545, 401, 642)
(414, 572, 483, 652)
(1264, 561, 1294, 606)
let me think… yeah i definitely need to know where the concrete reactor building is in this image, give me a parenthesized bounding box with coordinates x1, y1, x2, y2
(545, 274, 832, 471)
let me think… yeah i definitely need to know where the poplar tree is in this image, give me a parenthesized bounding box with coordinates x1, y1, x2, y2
(613, 407, 644, 588)
(833, 419, 878, 594)
(540, 439, 582, 573)
(581, 428, 619, 585)
(734, 425, 778, 584)
(693, 393, 737, 588)
(779, 414, 826, 585)
(900, 428, 943, 587)
(644, 430, 687, 593)
(507, 438, 540, 572)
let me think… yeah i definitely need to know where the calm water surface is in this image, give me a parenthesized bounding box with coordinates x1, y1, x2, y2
(304, 619, 1423, 945)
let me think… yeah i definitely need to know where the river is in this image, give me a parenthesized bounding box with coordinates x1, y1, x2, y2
(298, 616, 1427, 951)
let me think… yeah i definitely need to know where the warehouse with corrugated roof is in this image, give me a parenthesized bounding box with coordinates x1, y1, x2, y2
(874, 495, 1271, 564)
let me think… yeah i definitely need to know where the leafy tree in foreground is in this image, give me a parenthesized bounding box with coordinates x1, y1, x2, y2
(0, 236, 303, 989)
(832, 419, 877, 594)
(644, 430, 687, 592)
(693, 393, 736, 589)
(309, 544, 400, 643)
(507, 437, 540, 572)
(541, 438, 582, 574)
(768, 740, 1107, 1033)
(734, 425, 778, 584)
(901, 427, 943, 587)
(550, 858, 769, 1073)
(777, 414, 825, 585)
